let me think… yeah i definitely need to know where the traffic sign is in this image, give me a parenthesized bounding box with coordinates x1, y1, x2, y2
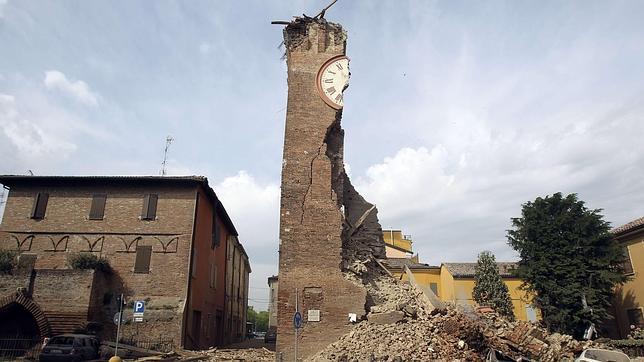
(113, 312, 122, 326)
(293, 311, 302, 329)
(134, 300, 145, 314)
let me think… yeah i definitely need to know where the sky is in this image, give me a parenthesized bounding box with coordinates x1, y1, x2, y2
(1, 0, 643, 310)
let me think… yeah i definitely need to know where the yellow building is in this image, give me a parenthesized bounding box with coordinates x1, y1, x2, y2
(382, 258, 539, 322)
(382, 229, 414, 258)
(611, 216, 644, 338)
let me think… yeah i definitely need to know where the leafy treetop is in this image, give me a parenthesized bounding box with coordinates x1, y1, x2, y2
(473, 250, 516, 320)
(507, 192, 628, 338)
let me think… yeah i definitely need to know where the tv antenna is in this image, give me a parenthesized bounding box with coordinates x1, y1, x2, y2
(160, 135, 174, 176)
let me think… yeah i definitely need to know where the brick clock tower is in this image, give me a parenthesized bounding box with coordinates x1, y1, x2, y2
(276, 17, 385, 360)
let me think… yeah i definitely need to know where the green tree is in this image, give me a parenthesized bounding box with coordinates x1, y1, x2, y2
(473, 251, 515, 320)
(256, 311, 269, 332)
(507, 192, 628, 338)
(247, 306, 269, 332)
(247, 306, 258, 329)
(0, 250, 17, 274)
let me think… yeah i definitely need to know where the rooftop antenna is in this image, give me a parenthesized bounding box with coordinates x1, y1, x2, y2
(160, 135, 174, 176)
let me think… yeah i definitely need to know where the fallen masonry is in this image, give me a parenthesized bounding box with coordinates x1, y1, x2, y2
(132, 347, 275, 361)
(142, 265, 614, 361)
(308, 263, 602, 361)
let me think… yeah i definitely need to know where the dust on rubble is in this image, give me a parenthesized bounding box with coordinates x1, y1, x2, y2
(305, 259, 604, 361)
(134, 347, 275, 361)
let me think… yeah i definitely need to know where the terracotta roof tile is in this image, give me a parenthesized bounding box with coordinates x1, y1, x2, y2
(443, 262, 517, 278)
(381, 258, 439, 269)
(612, 216, 644, 236)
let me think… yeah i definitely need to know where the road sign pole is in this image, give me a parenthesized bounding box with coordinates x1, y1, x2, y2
(115, 293, 123, 358)
(294, 288, 298, 362)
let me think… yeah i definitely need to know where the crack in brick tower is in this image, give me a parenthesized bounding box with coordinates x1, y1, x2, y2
(276, 18, 386, 360)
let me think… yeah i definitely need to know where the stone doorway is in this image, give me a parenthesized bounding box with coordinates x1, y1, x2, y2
(0, 302, 41, 339)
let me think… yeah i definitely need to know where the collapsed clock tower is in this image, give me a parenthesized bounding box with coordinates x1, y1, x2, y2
(276, 17, 386, 360)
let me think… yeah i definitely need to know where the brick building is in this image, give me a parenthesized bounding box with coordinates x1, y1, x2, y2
(0, 175, 249, 349)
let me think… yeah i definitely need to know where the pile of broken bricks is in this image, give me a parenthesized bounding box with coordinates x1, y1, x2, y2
(306, 259, 604, 361)
(309, 304, 598, 361)
(133, 347, 275, 361)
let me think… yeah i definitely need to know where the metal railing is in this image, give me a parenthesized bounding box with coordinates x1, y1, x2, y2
(0, 338, 42, 361)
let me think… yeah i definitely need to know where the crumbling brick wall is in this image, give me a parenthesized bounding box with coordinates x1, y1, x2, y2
(276, 19, 386, 360)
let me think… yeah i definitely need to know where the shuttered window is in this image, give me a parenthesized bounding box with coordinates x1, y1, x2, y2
(211, 215, 221, 249)
(623, 247, 634, 275)
(141, 194, 158, 220)
(209, 263, 217, 289)
(134, 245, 152, 273)
(191, 247, 198, 278)
(429, 283, 439, 297)
(89, 194, 107, 220)
(31, 192, 49, 219)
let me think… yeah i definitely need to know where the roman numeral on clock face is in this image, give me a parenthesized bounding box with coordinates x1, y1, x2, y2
(335, 94, 342, 102)
(326, 87, 336, 95)
(324, 79, 333, 83)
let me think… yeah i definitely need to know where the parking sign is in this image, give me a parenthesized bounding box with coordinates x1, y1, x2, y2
(134, 300, 145, 315)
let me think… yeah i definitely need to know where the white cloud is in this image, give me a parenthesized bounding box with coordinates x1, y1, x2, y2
(355, 96, 644, 265)
(0, 0, 7, 19)
(214, 171, 280, 249)
(0, 93, 77, 160)
(199, 42, 211, 54)
(44, 70, 99, 106)
(212, 171, 280, 311)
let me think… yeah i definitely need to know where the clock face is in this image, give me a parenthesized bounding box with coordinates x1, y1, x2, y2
(316, 55, 350, 110)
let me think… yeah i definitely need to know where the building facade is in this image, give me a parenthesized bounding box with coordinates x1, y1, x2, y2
(382, 229, 414, 258)
(0, 175, 249, 349)
(382, 259, 539, 322)
(611, 216, 644, 338)
(267, 275, 278, 329)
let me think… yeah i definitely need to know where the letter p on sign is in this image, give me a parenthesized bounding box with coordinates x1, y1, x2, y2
(134, 301, 145, 314)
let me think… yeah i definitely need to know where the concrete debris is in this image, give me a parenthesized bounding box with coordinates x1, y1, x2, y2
(308, 304, 603, 361)
(135, 347, 275, 361)
(308, 254, 609, 361)
(367, 310, 405, 325)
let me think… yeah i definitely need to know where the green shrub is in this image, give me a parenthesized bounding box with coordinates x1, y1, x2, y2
(0, 249, 17, 274)
(68, 253, 111, 273)
(609, 339, 644, 347)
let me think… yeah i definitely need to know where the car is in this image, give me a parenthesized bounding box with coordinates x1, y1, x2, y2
(39, 334, 99, 362)
(264, 327, 277, 343)
(574, 348, 630, 362)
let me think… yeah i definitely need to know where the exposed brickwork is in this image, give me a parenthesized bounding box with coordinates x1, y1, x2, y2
(276, 19, 385, 360)
(0, 290, 52, 336)
(0, 177, 249, 350)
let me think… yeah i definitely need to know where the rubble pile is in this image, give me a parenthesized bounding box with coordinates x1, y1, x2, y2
(310, 304, 596, 361)
(309, 309, 485, 361)
(310, 259, 598, 361)
(140, 347, 275, 361)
